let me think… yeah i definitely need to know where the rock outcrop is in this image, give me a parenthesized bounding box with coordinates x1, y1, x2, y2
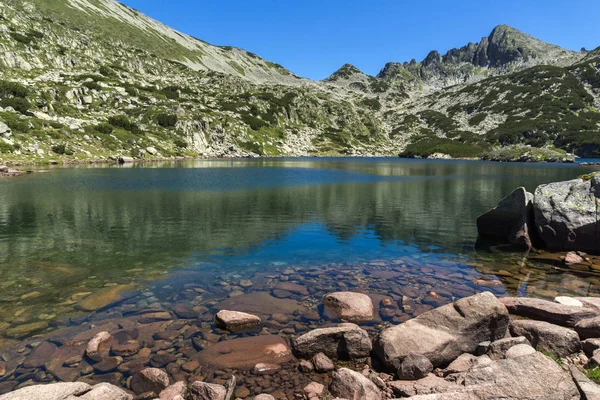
(534, 174, 600, 252)
(476, 187, 535, 248)
(374, 292, 509, 369)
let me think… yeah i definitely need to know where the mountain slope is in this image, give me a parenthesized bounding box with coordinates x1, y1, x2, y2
(6, 0, 301, 84)
(0, 1, 598, 163)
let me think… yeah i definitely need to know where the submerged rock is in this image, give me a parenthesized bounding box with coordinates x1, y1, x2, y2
(323, 292, 375, 322)
(215, 310, 261, 331)
(77, 285, 135, 312)
(195, 335, 293, 370)
(477, 187, 535, 249)
(374, 292, 509, 369)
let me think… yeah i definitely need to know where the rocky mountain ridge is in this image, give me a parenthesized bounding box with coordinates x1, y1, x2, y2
(0, 0, 598, 163)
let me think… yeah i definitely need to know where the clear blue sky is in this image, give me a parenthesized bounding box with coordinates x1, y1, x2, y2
(121, 0, 600, 80)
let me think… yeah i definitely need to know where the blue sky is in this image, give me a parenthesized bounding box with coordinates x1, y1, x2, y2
(121, 0, 600, 80)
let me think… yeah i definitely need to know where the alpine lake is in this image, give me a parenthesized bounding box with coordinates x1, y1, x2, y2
(1, 157, 599, 396)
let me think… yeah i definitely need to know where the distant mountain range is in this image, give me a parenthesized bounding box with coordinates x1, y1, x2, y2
(0, 0, 598, 162)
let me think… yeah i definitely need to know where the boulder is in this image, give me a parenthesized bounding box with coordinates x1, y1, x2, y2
(500, 296, 597, 327)
(85, 331, 113, 362)
(461, 352, 580, 399)
(510, 319, 581, 356)
(570, 366, 600, 400)
(323, 292, 375, 322)
(159, 382, 187, 400)
(311, 352, 334, 372)
(374, 292, 509, 369)
(534, 173, 600, 252)
(292, 323, 372, 360)
(486, 336, 531, 360)
(74, 383, 133, 400)
(330, 368, 383, 400)
(476, 187, 535, 248)
(505, 343, 536, 359)
(583, 338, 600, 357)
(189, 382, 226, 400)
(130, 368, 170, 395)
(195, 335, 293, 370)
(0, 382, 91, 400)
(388, 374, 458, 397)
(215, 310, 261, 331)
(576, 316, 600, 339)
(253, 395, 276, 400)
(23, 341, 57, 368)
(397, 353, 433, 380)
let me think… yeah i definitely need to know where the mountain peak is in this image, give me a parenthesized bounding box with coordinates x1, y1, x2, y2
(325, 63, 364, 81)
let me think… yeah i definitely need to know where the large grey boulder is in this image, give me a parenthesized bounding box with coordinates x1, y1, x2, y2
(330, 368, 383, 400)
(500, 296, 598, 327)
(576, 316, 600, 339)
(477, 187, 535, 248)
(534, 173, 600, 252)
(510, 319, 581, 356)
(409, 352, 579, 400)
(374, 292, 509, 369)
(292, 323, 372, 360)
(0, 382, 132, 400)
(0, 383, 91, 400)
(71, 383, 133, 400)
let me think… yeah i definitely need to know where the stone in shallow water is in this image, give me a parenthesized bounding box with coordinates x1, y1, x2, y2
(311, 352, 334, 372)
(130, 367, 170, 395)
(5, 321, 48, 339)
(86, 331, 113, 362)
(23, 341, 57, 369)
(195, 335, 293, 370)
(189, 381, 226, 400)
(292, 323, 372, 360)
(77, 285, 135, 312)
(375, 292, 509, 369)
(323, 292, 375, 322)
(215, 310, 261, 332)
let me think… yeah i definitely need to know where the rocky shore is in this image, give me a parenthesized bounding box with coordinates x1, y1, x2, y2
(0, 164, 19, 177)
(1, 289, 600, 399)
(478, 171, 600, 253)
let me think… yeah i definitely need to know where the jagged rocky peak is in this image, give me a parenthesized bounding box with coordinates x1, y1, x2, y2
(325, 63, 365, 81)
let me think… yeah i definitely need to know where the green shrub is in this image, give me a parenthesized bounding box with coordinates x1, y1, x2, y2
(242, 114, 267, 131)
(0, 98, 30, 114)
(156, 113, 178, 127)
(360, 97, 381, 111)
(0, 142, 14, 153)
(10, 32, 32, 45)
(95, 123, 114, 134)
(83, 81, 102, 91)
(174, 138, 188, 148)
(108, 115, 140, 133)
(0, 80, 29, 98)
(51, 143, 73, 155)
(99, 65, 116, 77)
